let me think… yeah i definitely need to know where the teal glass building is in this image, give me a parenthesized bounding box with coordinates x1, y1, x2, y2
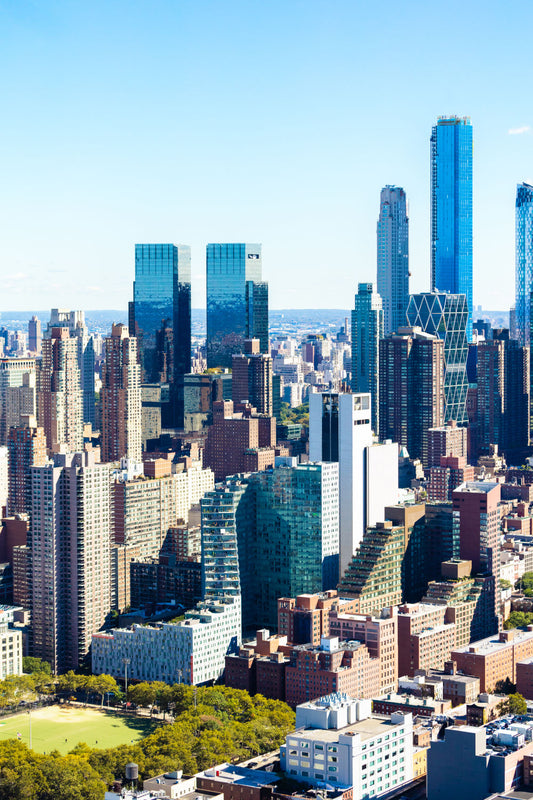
(377, 186, 409, 336)
(407, 291, 468, 424)
(431, 117, 473, 341)
(206, 243, 268, 368)
(515, 182, 533, 346)
(351, 282, 383, 432)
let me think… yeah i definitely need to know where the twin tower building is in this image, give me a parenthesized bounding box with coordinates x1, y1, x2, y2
(130, 242, 268, 427)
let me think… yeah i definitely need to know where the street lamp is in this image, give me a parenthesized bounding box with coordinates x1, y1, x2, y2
(122, 658, 131, 703)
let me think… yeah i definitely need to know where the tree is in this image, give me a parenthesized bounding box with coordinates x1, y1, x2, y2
(57, 671, 83, 697)
(504, 612, 533, 630)
(22, 657, 52, 676)
(498, 692, 528, 716)
(92, 675, 119, 707)
(128, 682, 156, 711)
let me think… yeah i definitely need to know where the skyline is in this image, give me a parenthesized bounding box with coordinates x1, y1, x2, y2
(1, 1, 533, 311)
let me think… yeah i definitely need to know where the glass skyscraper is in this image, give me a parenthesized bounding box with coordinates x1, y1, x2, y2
(407, 292, 468, 424)
(206, 243, 268, 369)
(130, 243, 191, 383)
(515, 182, 533, 346)
(130, 244, 191, 425)
(431, 116, 473, 341)
(351, 282, 383, 432)
(377, 186, 409, 336)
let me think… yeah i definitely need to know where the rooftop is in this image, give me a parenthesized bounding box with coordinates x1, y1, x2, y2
(196, 764, 278, 789)
(453, 628, 533, 655)
(289, 715, 406, 744)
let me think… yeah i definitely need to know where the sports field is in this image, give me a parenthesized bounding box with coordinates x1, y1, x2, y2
(0, 705, 159, 754)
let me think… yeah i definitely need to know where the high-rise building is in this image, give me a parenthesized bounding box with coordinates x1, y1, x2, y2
(101, 324, 142, 464)
(477, 332, 530, 457)
(30, 451, 112, 672)
(351, 283, 383, 432)
(130, 244, 192, 426)
(407, 292, 469, 423)
(38, 328, 83, 453)
(377, 185, 409, 336)
(427, 420, 468, 468)
(379, 327, 445, 466)
(0, 358, 37, 445)
(206, 243, 268, 368)
(244, 462, 340, 630)
(232, 339, 273, 415)
(431, 116, 473, 340)
(7, 416, 47, 516)
(28, 316, 42, 356)
(46, 309, 95, 426)
(515, 183, 533, 346)
(309, 392, 398, 580)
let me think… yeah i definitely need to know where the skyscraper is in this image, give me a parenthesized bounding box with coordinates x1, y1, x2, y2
(30, 451, 112, 672)
(309, 392, 398, 580)
(0, 358, 36, 445)
(407, 292, 469, 424)
(232, 338, 273, 415)
(7, 416, 47, 517)
(46, 309, 95, 427)
(431, 116, 473, 340)
(351, 283, 383, 432)
(28, 316, 42, 356)
(377, 186, 409, 336)
(38, 328, 83, 453)
(515, 182, 533, 346)
(206, 243, 268, 368)
(379, 327, 445, 466)
(130, 244, 191, 425)
(101, 324, 142, 464)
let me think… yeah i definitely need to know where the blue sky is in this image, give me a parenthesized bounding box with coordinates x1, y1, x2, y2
(1, 0, 532, 312)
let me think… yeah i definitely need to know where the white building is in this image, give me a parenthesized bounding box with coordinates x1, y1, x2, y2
(92, 596, 241, 685)
(309, 392, 398, 579)
(280, 693, 413, 798)
(0, 615, 23, 679)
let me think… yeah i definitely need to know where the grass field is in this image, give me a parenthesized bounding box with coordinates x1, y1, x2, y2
(0, 705, 160, 755)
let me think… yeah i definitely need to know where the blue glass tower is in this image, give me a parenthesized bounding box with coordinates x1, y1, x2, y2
(515, 182, 533, 346)
(351, 282, 383, 432)
(431, 116, 473, 341)
(206, 243, 268, 369)
(130, 243, 191, 425)
(377, 185, 409, 336)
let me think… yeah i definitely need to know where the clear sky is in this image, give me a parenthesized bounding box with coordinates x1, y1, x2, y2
(1, 0, 532, 312)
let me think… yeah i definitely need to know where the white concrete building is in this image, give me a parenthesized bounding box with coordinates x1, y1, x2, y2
(309, 392, 398, 579)
(0, 615, 23, 679)
(280, 693, 413, 798)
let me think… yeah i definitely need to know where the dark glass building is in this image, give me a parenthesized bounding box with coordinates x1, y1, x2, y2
(130, 244, 191, 426)
(206, 243, 268, 368)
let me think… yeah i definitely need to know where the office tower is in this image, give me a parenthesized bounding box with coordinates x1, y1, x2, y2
(431, 116, 473, 340)
(232, 339, 273, 415)
(7, 416, 47, 516)
(309, 392, 398, 579)
(377, 186, 409, 336)
(454, 480, 501, 632)
(38, 327, 83, 453)
(28, 316, 42, 355)
(203, 400, 279, 481)
(46, 309, 95, 426)
(101, 324, 142, 464)
(379, 327, 445, 466)
(515, 183, 533, 345)
(427, 420, 468, 468)
(0, 358, 37, 445)
(407, 292, 469, 423)
(130, 244, 192, 426)
(242, 462, 340, 630)
(477, 331, 530, 457)
(351, 283, 383, 431)
(206, 243, 268, 368)
(0, 448, 7, 516)
(30, 451, 112, 672)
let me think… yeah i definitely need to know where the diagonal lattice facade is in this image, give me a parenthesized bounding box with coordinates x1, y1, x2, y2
(407, 292, 468, 424)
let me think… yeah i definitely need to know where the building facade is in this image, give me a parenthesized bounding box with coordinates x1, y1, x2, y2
(351, 283, 383, 432)
(206, 243, 268, 368)
(431, 116, 473, 340)
(515, 182, 533, 346)
(101, 324, 142, 464)
(377, 185, 409, 337)
(38, 328, 83, 453)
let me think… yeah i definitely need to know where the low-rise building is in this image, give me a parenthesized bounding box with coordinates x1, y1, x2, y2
(280, 693, 414, 798)
(372, 693, 452, 719)
(451, 627, 533, 692)
(0, 613, 22, 679)
(427, 721, 533, 800)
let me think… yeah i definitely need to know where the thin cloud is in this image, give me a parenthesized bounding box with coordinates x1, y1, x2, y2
(508, 126, 530, 135)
